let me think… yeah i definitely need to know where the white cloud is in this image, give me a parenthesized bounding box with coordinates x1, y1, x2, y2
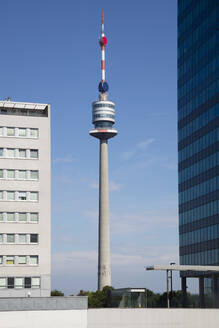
(90, 180, 123, 192)
(121, 151, 135, 160)
(56, 175, 73, 184)
(110, 208, 178, 236)
(83, 209, 98, 221)
(91, 181, 99, 189)
(83, 207, 178, 236)
(53, 155, 73, 164)
(109, 180, 123, 191)
(52, 245, 178, 276)
(121, 138, 155, 161)
(137, 138, 155, 150)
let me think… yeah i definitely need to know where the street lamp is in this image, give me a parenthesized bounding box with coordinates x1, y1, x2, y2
(170, 262, 176, 306)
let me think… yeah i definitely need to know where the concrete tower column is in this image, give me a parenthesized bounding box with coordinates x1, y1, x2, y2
(98, 139, 111, 290)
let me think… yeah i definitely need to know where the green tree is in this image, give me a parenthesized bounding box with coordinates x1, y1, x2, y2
(77, 290, 89, 296)
(88, 286, 113, 308)
(51, 289, 64, 296)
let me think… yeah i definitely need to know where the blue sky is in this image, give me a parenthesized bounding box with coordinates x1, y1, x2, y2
(0, 0, 195, 295)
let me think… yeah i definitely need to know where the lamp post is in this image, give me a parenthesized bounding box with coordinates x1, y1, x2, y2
(170, 262, 176, 307)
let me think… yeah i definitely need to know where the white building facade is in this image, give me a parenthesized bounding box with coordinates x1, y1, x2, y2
(0, 100, 51, 297)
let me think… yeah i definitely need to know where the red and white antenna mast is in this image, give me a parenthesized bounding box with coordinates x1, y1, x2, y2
(99, 10, 108, 93)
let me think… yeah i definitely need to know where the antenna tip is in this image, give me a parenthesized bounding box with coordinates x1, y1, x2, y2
(102, 10, 104, 23)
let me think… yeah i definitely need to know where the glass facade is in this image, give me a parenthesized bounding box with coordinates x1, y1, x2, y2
(178, 0, 219, 276)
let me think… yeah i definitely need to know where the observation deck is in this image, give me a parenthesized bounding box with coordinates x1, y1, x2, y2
(90, 97, 117, 140)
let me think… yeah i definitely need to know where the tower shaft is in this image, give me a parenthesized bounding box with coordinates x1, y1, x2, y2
(90, 12, 117, 291)
(98, 139, 111, 290)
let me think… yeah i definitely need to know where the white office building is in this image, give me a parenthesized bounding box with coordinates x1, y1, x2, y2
(0, 100, 51, 297)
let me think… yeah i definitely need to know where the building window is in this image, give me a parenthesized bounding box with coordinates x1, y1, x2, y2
(24, 277, 31, 289)
(18, 234, 26, 244)
(32, 277, 40, 288)
(8, 277, 14, 289)
(0, 234, 3, 243)
(6, 256, 15, 265)
(30, 234, 38, 243)
(18, 256, 26, 264)
(18, 128, 26, 137)
(29, 256, 38, 265)
(19, 149, 26, 158)
(18, 170, 26, 179)
(15, 277, 23, 289)
(7, 127, 15, 136)
(30, 149, 38, 159)
(0, 169, 3, 178)
(0, 127, 3, 136)
(0, 191, 3, 200)
(7, 148, 15, 157)
(7, 170, 15, 179)
(0, 213, 3, 221)
(7, 213, 15, 222)
(7, 234, 15, 243)
(30, 129, 38, 138)
(0, 256, 3, 265)
(0, 148, 3, 157)
(7, 191, 15, 200)
(30, 170, 38, 180)
(18, 213, 27, 222)
(30, 213, 38, 222)
(30, 192, 38, 201)
(18, 192, 26, 200)
(0, 278, 6, 289)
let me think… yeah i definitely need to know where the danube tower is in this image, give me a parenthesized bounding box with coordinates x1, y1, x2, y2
(89, 12, 117, 290)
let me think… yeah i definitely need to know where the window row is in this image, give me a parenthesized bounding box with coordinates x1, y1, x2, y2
(178, 0, 211, 38)
(0, 277, 40, 289)
(0, 234, 38, 244)
(179, 176, 218, 204)
(0, 127, 38, 138)
(179, 128, 218, 162)
(179, 200, 219, 226)
(0, 169, 38, 180)
(178, 8, 216, 60)
(179, 166, 217, 193)
(178, 105, 218, 142)
(178, 76, 218, 110)
(0, 107, 47, 118)
(178, 7, 217, 60)
(0, 255, 38, 265)
(178, 29, 216, 78)
(180, 248, 219, 266)
(179, 71, 217, 113)
(179, 152, 218, 184)
(179, 224, 219, 247)
(178, 81, 218, 122)
(93, 114, 114, 119)
(178, 37, 216, 88)
(0, 191, 38, 201)
(0, 212, 38, 223)
(178, 58, 216, 99)
(0, 148, 38, 159)
(93, 103, 115, 109)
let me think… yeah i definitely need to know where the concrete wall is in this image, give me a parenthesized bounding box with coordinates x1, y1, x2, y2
(88, 309, 219, 328)
(0, 296, 88, 311)
(1, 308, 219, 328)
(0, 310, 87, 328)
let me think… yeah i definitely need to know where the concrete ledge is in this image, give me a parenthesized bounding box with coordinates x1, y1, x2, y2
(0, 296, 88, 311)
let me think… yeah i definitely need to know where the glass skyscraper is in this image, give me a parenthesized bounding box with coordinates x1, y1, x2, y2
(178, 0, 218, 303)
